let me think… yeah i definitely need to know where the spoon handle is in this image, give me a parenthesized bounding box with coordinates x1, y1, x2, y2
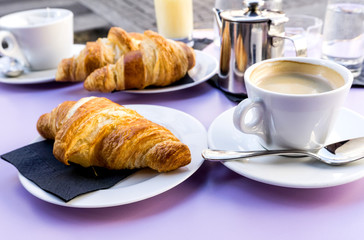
(201, 149, 309, 161)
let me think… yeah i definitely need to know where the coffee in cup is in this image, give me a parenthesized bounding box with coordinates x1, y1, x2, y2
(233, 57, 353, 150)
(0, 8, 73, 71)
(251, 60, 345, 94)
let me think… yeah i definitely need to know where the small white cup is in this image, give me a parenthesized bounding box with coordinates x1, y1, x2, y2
(233, 57, 353, 150)
(0, 8, 73, 71)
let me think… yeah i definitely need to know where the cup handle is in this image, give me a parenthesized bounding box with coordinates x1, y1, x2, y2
(233, 98, 266, 138)
(0, 31, 29, 67)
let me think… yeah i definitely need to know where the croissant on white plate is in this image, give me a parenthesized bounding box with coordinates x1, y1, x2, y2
(55, 27, 142, 82)
(83, 30, 196, 92)
(36, 97, 191, 172)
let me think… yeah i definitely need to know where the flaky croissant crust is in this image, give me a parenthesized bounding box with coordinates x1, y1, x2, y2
(37, 97, 191, 172)
(83, 30, 196, 92)
(55, 27, 142, 82)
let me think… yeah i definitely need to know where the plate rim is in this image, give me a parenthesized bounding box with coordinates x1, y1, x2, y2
(18, 104, 207, 208)
(0, 48, 217, 90)
(124, 50, 218, 94)
(0, 44, 85, 84)
(208, 106, 364, 189)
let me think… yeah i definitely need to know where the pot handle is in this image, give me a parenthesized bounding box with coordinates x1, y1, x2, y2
(272, 34, 307, 57)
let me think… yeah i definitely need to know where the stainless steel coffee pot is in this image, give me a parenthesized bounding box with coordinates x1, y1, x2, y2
(213, 0, 307, 95)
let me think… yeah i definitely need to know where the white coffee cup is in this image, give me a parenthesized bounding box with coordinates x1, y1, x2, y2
(0, 8, 73, 71)
(233, 57, 353, 150)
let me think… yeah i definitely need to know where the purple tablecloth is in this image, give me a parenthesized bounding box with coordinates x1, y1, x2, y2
(1, 32, 364, 240)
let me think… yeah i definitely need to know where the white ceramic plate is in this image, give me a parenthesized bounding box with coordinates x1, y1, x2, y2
(0, 44, 85, 84)
(208, 107, 364, 188)
(18, 104, 207, 208)
(125, 50, 217, 93)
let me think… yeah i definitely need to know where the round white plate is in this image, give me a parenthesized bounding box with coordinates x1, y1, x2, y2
(125, 50, 218, 93)
(18, 104, 207, 208)
(0, 44, 85, 84)
(208, 107, 364, 188)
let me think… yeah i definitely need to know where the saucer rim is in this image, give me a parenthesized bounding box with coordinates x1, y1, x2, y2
(207, 106, 364, 189)
(0, 44, 84, 84)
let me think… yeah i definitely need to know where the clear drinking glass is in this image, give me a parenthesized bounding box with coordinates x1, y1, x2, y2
(154, 0, 194, 45)
(322, 0, 364, 77)
(284, 14, 323, 58)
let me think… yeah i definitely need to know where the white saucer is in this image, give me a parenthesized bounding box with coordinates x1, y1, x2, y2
(124, 50, 217, 94)
(208, 107, 364, 188)
(18, 104, 207, 208)
(0, 44, 85, 84)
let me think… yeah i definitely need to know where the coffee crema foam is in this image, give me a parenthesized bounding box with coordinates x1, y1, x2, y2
(251, 61, 345, 94)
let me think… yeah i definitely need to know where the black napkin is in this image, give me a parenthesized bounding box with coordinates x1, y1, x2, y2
(192, 37, 214, 51)
(207, 74, 248, 102)
(1, 140, 137, 202)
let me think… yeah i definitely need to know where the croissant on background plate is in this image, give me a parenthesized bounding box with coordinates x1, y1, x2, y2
(55, 27, 143, 82)
(83, 30, 196, 92)
(36, 97, 191, 172)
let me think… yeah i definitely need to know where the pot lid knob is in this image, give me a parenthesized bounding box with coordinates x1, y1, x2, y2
(243, 0, 264, 17)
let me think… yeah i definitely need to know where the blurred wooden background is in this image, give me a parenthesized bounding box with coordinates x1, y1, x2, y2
(0, 0, 327, 43)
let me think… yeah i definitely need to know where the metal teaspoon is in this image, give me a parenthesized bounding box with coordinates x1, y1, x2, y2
(202, 137, 364, 166)
(0, 56, 24, 77)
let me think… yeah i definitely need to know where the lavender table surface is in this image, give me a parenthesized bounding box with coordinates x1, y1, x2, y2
(1, 32, 364, 240)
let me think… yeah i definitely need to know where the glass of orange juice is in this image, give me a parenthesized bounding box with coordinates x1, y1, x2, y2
(154, 0, 194, 45)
